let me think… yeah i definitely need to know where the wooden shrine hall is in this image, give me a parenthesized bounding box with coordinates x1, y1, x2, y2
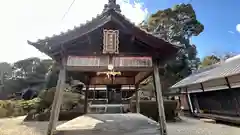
(27, 0, 179, 135)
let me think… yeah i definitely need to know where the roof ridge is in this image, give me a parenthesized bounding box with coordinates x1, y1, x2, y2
(28, 8, 179, 49)
(171, 55, 240, 89)
(103, 0, 121, 13)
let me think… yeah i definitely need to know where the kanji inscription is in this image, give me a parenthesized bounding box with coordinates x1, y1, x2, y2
(103, 29, 119, 54)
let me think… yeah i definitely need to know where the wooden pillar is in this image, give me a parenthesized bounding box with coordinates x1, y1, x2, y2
(192, 94, 200, 113)
(106, 86, 108, 104)
(135, 85, 140, 113)
(93, 85, 96, 102)
(187, 93, 193, 113)
(84, 85, 89, 113)
(200, 83, 204, 92)
(0, 71, 4, 91)
(153, 62, 167, 135)
(225, 77, 240, 115)
(47, 60, 66, 135)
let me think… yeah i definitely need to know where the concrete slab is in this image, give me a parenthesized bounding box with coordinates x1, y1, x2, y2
(200, 118, 216, 124)
(1, 116, 240, 135)
(56, 113, 160, 135)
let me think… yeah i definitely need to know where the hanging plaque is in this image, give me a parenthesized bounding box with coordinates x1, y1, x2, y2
(113, 56, 152, 67)
(103, 29, 119, 54)
(67, 56, 109, 67)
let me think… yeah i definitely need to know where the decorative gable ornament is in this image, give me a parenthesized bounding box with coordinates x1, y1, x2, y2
(103, 0, 121, 12)
(103, 29, 119, 54)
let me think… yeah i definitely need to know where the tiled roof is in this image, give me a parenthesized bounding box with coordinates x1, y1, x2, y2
(171, 55, 240, 88)
(27, 1, 179, 50)
(27, 11, 110, 48)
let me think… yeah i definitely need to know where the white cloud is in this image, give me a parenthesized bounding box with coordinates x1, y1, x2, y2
(228, 31, 235, 34)
(0, 0, 148, 63)
(236, 24, 240, 33)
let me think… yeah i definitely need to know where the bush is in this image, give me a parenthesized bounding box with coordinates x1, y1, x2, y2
(0, 100, 15, 117)
(24, 87, 85, 121)
(24, 110, 84, 121)
(17, 98, 41, 112)
(130, 100, 178, 121)
(12, 107, 25, 117)
(0, 98, 41, 118)
(36, 87, 84, 112)
(0, 87, 85, 119)
(0, 108, 8, 118)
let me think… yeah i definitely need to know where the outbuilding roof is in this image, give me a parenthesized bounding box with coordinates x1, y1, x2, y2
(171, 55, 240, 89)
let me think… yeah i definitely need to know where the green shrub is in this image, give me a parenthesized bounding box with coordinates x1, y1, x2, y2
(12, 107, 25, 117)
(36, 87, 84, 112)
(0, 100, 15, 117)
(17, 98, 41, 112)
(0, 100, 7, 108)
(24, 87, 85, 121)
(0, 98, 41, 118)
(0, 108, 8, 118)
(130, 100, 178, 121)
(38, 89, 55, 105)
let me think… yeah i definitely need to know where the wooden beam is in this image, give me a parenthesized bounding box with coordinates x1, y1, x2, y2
(225, 77, 231, 89)
(84, 84, 90, 113)
(90, 76, 135, 85)
(66, 50, 153, 57)
(178, 88, 181, 93)
(200, 83, 204, 92)
(153, 62, 167, 135)
(135, 71, 152, 85)
(93, 85, 96, 101)
(186, 88, 193, 114)
(47, 59, 66, 135)
(67, 66, 152, 72)
(135, 85, 140, 113)
(192, 94, 200, 113)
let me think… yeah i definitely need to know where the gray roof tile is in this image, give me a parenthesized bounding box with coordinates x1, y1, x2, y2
(171, 56, 240, 88)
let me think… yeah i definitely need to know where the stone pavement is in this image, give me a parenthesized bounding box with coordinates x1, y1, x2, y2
(56, 114, 160, 135)
(0, 115, 239, 135)
(167, 117, 240, 135)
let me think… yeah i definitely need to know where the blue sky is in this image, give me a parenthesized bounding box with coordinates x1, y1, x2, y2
(0, 0, 239, 62)
(138, 0, 240, 59)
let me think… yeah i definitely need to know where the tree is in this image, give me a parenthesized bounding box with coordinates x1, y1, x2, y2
(0, 58, 53, 98)
(200, 55, 220, 68)
(12, 57, 41, 79)
(0, 62, 13, 85)
(200, 52, 237, 68)
(221, 52, 236, 61)
(45, 63, 59, 89)
(0, 62, 12, 77)
(140, 3, 204, 91)
(12, 57, 53, 83)
(0, 62, 13, 99)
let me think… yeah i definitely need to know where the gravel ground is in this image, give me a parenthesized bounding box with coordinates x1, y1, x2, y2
(0, 116, 64, 135)
(167, 117, 240, 135)
(0, 115, 239, 135)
